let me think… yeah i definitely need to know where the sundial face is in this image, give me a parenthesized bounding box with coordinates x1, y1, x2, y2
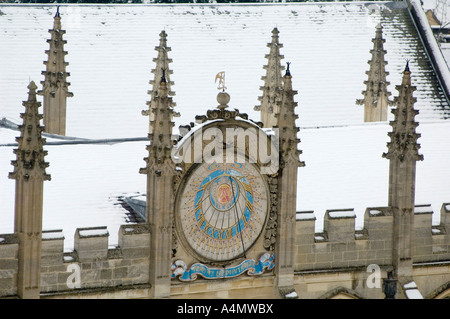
(176, 162, 269, 262)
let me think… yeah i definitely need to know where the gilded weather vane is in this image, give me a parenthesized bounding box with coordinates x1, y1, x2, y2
(215, 71, 227, 91)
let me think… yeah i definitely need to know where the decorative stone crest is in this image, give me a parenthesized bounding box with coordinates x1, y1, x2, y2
(171, 253, 275, 281)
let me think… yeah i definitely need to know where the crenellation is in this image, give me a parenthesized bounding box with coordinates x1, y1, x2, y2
(0, 234, 19, 297)
(74, 226, 109, 262)
(38, 224, 151, 294)
(414, 205, 433, 250)
(441, 203, 450, 230)
(324, 209, 356, 243)
(295, 211, 315, 245)
(363, 207, 393, 242)
(429, 204, 450, 260)
(0, 202, 449, 297)
(2, 10, 449, 299)
(41, 230, 64, 266)
(413, 204, 450, 262)
(294, 202, 450, 274)
(118, 224, 150, 259)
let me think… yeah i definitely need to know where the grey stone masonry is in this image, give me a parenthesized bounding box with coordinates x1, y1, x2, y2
(414, 204, 450, 263)
(255, 27, 285, 128)
(295, 204, 450, 272)
(0, 223, 151, 296)
(0, 203, 449, 297)
(0, 234, 19, 297)
(356, 23, 393, 122)
(75, 226, 109, 262)
(9, 82, 50, 299)
(38, 8, 73, 136)
(142, 30, 178, 134)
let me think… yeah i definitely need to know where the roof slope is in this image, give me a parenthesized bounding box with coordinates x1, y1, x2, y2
(0, 2, 448, 138)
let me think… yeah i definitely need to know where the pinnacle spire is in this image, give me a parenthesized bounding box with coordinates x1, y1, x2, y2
(38, 7, 73, 136)
(53, 6, 61, 29)
(382, 62, 423, 281)
(140, 69, 176, 175)
(276, 64, 304, 168)
(404, 60, 410, 72)
(382, 62, 423, 163)
(9, 81, 51, 182)
(143, 30, 178, 134)
(255, 27, 285, 128)
(356, 23, 393, 122)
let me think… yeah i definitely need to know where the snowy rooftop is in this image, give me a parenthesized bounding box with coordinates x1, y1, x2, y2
(1, 2, 450, 250)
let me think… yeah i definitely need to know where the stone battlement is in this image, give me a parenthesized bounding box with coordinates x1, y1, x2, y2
(0, 224, 151, 297)
(295, 203, 450, 272)
(1, 204, 449, 298)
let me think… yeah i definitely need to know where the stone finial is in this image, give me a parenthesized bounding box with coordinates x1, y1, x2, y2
(356, 23, 393, 122)
(27, 81, 38, 100)
(382, 61, 422, 281)
(276, 64, 304, 168)
(255, 27, 285, 128)
(143, 30, 178, 133)
(217, 91, 230, 110)
(9, 81, 50, 182)
(53, 6, 61, 29)
(38, 7, 73, 136)
(382, 62, 423, 163)
(141, 40, 177, 298)
(140, 70, 176, 175)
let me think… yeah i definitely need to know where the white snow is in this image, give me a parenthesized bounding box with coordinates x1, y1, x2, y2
(42, 230, 64, 240)
(299, 121, 450, 231)
(403, 281, 424, 299)
(78, 228, 109, 238)
(405, 289, 423, 299)
(0, 3, 448, 139)
(63, 255, 75, 262)
(404, 281, 418, 289)
(369, 209, 383, 216)
(328, 209, 356, 219)
(315, 235, 326, 242)
(414, 205, 433, 214)
(432, 227, 442, 234)
(285, 291, 298, 298)
(296, 212, 315, 221)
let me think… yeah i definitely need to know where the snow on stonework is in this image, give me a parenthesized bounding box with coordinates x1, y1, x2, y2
(0, 3, 449, 249)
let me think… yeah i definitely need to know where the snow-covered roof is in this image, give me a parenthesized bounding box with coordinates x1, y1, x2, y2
(1, 2, 450, 250)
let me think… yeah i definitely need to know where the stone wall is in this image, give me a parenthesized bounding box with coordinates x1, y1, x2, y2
(295, 203, 450, 272)
(1, 203, 450, 298)
(0, 234, 19, 297)
(0, 224, 150, 298)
